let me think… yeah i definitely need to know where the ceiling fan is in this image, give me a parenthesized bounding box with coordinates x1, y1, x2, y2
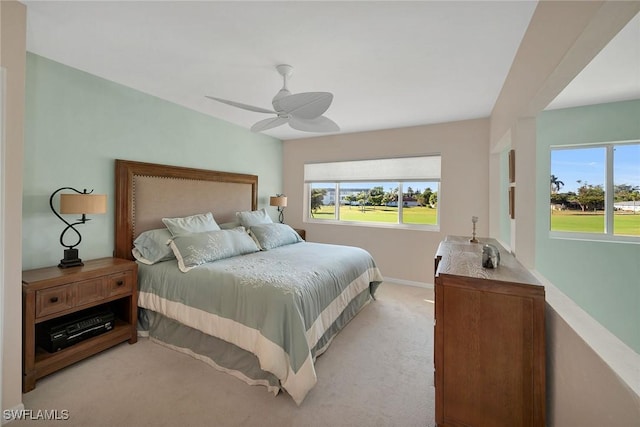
(206, 64, 340, 133)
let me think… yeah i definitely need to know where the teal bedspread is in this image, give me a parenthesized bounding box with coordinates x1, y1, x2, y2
(137, 242, 383, 404)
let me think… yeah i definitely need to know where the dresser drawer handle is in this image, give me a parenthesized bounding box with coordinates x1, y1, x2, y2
(50, 296, 59, 303)
(116, 280, 124, 286)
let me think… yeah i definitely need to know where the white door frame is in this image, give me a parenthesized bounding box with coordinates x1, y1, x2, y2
(0, 66, 7, 414)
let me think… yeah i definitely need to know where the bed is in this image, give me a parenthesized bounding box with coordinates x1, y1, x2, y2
(114, 159, 383, 405)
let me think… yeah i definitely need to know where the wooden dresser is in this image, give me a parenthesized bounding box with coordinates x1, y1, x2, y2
(433, 236, 545, 427)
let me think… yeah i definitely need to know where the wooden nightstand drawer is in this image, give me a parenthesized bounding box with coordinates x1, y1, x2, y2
(76, 278, 106, 306)
(36, 285, 74, 318)
(106, 270, 133, 297)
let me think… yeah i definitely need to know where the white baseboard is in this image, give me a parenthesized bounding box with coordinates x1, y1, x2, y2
(383, 276, 433, 289)
(532, 270, 640, 397)
(2, 403, 25, 425)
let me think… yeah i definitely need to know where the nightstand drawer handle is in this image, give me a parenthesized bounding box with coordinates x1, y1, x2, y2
(50, 296, 59, 303)
(116, 280, 124, 286)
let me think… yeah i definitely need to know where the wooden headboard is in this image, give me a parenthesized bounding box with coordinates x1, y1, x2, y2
(114, 159, 258, 260)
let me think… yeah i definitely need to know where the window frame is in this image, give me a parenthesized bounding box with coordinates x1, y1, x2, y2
(304, 156, 441, 231)
(548, 140, 639, 244)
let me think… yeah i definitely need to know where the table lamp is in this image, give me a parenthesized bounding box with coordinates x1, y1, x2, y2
(269, 194, 287, 224)
(49, 187, 107, 268)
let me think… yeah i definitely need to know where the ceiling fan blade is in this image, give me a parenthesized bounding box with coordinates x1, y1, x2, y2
(205, 96, 275, 114)
(289, 115, 340, 133)
(273, 92, 333, 119)
(251, 116, 288, 132)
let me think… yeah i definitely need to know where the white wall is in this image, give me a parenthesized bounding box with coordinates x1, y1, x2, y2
(283, 118, 490, 284)
(1, 0, 26, 417)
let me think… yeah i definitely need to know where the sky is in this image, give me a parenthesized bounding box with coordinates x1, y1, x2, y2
(551, 143, 639, 193)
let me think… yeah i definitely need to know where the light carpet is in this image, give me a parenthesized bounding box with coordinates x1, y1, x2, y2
(15, 282, 435, 427)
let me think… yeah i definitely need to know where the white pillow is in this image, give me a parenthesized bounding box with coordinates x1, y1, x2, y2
(162, 212, 220, 236)
(169, 227, 260, 272)
(236, 208, 273, 228)
(132, 228, 174, 265)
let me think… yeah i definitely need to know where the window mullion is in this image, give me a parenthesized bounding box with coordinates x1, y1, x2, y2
(605, 145, 614, 235)
(398, 182, 403, 224)
(335, 183, 340, 220)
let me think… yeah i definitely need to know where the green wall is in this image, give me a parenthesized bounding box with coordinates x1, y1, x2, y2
(536, 99, 640, 353)
(23, 53, 283, 270)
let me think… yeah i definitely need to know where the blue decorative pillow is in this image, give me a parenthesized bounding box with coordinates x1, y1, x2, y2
(249, 223, 303, 251)
(236, 208, 273, 228)
(169, 227, 260, 272)
(132, 228, 174, 265)
(162, 212, 220, 236)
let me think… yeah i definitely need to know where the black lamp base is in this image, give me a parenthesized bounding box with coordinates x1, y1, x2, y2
(58, 249, 83, 269)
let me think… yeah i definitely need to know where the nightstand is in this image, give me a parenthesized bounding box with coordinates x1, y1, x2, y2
(294, 228, 306, 240)
(22, 257, 138, 392)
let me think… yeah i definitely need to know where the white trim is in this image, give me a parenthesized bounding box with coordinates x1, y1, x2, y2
(0, 66, 6, 423)
(550, 138, 639, 149)
(494, 237, 512, 253)
(383, 277, 433, 289)
(532, 270, 640, 397)
(304, 217, 440, 232)
(549, 231, 639, 244)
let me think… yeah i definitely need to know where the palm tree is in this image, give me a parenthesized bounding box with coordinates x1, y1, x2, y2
(550, 174, 564, 193)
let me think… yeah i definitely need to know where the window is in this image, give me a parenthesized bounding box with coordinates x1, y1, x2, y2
(305, 156, 441, 229)
(614, 144, 640, 236)
(550, 141, 639, 239)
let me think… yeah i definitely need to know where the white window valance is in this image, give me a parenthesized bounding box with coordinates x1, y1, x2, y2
(304, 155, 441, 182)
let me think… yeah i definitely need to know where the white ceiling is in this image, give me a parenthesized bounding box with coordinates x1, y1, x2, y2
(22, 1, 639, 141)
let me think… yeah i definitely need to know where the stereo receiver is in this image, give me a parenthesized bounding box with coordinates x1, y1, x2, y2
(38, 310, 115, 352)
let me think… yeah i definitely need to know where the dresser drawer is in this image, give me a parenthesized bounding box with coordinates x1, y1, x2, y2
(76, 278, 105, 306)
(105, 271, 133, 297)
(36, 285, 74, 318)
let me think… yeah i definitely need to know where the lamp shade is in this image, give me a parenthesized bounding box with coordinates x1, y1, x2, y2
(60, 193, 107, 214)
(270, 196, 287, 207)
